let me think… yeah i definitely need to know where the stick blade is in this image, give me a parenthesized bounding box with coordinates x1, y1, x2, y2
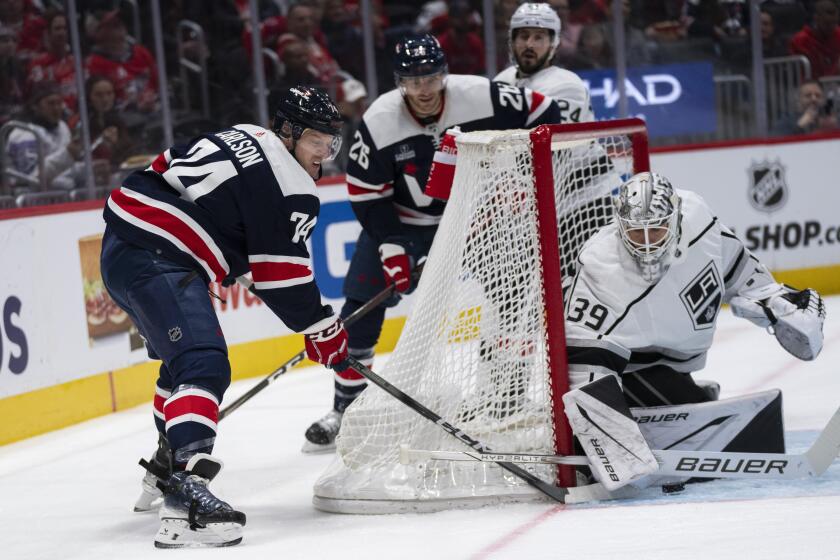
(805, 406, 840, 475)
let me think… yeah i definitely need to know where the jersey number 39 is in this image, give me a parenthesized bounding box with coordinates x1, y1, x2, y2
(568, 297, 608, 330)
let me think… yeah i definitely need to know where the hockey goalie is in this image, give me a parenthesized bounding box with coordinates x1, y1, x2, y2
(562, 171, 826, 493)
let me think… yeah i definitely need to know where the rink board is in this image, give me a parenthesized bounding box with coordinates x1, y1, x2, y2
(1, 134, 840, 445)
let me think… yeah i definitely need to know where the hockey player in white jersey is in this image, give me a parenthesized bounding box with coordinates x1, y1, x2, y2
(496, 3, 614, 282)
(561, 171, 826, 491)
(495, 2, 593, 124)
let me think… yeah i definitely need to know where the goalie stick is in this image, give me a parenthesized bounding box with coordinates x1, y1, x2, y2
(343, 356, 569, 503)
(218, 263, 425, 420)
(400, 403, 840, 481)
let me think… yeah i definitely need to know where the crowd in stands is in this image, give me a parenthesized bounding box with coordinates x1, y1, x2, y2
(0, 0, 839, 198)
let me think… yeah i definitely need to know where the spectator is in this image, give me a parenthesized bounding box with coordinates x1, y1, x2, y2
(78, 75, 134, 171)
(568, 24, 613, 70)
(85, 10, 159, 114)
(717, 0, 748, 38)
(494, 0, 521, 70)
(761, 8, 789, 58)
(773, 79, 838, 135)
(568, 0, 610, 25)
(274, 37, 321, 89)
(789, 0, 840, 79)
(321, 0, 364, 79)
(0, 23, 24, 123)
(643, 0, 688, 42)
(549, 0, 584, 63)
(27, 10, 77, 116)
(277, 3, 339, 84)
(6, 80, 82, 191)
(0, 0, 45, 63)
(436, 0, 485, 75)
(603, 0, 654, 67)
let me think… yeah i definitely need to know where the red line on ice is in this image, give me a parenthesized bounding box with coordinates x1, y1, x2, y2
(469, 504, 565, 560)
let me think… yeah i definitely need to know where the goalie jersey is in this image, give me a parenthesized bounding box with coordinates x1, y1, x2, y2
(494, 65, 594, 123)
(345, 74, 562, 242)
(564, 189, 778, 384)
(103, 124, 333, 333)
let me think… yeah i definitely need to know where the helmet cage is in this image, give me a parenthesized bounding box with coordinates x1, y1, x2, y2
(614, 173, 682, 283)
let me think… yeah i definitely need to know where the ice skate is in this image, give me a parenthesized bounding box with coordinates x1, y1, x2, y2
(154, 453, 245, 548)
(134, 434, 172, 512)
(302, 409, 343, 453)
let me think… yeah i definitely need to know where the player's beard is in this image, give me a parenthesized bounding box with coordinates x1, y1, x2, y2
(515, 48, 553, 76)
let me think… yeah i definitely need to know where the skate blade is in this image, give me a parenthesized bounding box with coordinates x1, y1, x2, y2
(154, 518, 243, 548)
(301, 440, 336, 454)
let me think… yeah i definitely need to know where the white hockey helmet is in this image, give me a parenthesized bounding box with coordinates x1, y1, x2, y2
(509, 3, 562, 49)
(614, 172, 682, 283)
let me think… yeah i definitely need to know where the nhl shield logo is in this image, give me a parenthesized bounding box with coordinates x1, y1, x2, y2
(168, 327, 183, 342)
(747, 160, 787, 213)
(680, 262, 722, 330)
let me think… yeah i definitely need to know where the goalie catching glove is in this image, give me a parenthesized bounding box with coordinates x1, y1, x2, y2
(379, 239, 414, 293)
(304, 313, 349, 370)
(730, 285, 826, 361)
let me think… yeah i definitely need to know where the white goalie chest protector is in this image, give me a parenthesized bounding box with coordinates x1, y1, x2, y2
(565, 189, 754, 375)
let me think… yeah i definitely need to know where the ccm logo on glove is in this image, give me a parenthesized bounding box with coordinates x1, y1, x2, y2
(305, 317, 349, 369)
(379, 243, 412, 293)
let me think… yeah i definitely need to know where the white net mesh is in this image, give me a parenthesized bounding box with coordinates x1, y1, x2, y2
(314, 125, 642, 513)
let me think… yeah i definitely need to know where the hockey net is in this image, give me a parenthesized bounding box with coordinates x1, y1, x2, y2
(314, 119, 649, 513)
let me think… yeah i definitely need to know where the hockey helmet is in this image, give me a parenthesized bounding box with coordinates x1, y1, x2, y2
(393, 34, 448, 81)
(614, 172, 682, 283)
(508, 2, 560, 72)
(509, 3, 561, 48)
(273, 86, 344, 160)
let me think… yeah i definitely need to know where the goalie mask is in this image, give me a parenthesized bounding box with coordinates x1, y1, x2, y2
(614, 172, 682, 283)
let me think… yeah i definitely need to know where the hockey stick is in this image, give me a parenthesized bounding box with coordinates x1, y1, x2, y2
(400, 403, 840, 481)
(218, 263, 425, 421)
(344, 356, 569, 502)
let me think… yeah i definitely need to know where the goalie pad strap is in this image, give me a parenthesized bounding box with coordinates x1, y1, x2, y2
(562, 376, 658, 491)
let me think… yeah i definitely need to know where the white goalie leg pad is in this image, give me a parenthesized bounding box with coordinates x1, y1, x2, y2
(563, 376, 658, 491)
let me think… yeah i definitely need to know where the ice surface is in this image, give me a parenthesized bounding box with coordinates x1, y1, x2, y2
(1, 297, 839, 559)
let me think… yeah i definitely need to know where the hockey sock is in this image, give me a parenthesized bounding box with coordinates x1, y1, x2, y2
(152, 383, 172, 436)
(333, 347, 373, 412)
(163, 384, 220, 469)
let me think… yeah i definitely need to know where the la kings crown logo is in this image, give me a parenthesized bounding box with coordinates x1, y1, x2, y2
(747, 159, 788, 213)
(680, 262, 722, 330)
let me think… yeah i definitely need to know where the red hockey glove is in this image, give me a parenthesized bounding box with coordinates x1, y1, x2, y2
(424, 127, 460, 201)
(304, 317, 349, 370)
(379, 242, 412, 293)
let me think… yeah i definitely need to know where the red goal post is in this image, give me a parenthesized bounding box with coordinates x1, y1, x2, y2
(532, 118, 650, 487)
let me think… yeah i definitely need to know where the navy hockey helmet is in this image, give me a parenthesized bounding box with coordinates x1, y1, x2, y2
(393, 34, 448, 81)
(273, 86, 343, 141)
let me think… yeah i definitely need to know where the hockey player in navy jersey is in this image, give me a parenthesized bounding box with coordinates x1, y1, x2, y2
(100, 87, 349, 548)
(302, 34, 564, 452)
(561, 171, 826, 492)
